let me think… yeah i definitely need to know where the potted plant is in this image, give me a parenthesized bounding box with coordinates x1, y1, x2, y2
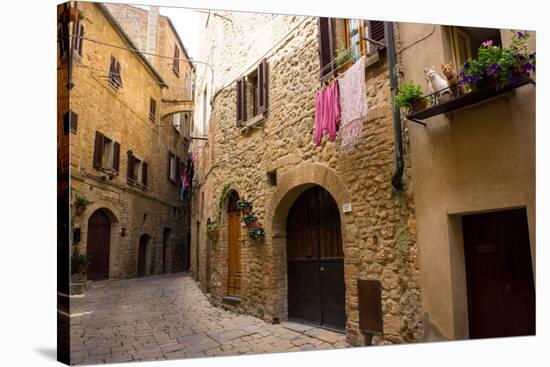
(395, 81, 428, 112)
(458, 31, 535, 92)
(75, 195, 93, 216)
(71, 253, 89, 282)
(242, 212, 258, 227)
(236, 199, 253, 214)
(206, 221, 219, 240)
(248, 227, 265, 243)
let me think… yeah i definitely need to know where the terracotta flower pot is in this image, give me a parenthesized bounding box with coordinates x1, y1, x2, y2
(247, 220, 262, 229)
(76, 205, 87, 216)
(241, 206, 252, 215)
(411, 99, 428, 112)
(207, 230, 219, 240)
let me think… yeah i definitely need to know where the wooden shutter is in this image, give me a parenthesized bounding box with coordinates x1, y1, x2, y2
(167, 151, 172, 180)
(236, 79, 243, 126)
(367, 21, 386, 51)
(127, 150, 135, 182)
(257, 59, 268, 114)
(318, 17, 335, 81)
(142, 162, 148, 187)
(173, 45, 180, 75)
(63, 112, 69, 135)
(93, 131, 104, 169)
(78, 23, 84, 57)
(241, 77, 247, 122)
(58, 23, 68, 59)
(70, 111, 78, 133)
(113, 142, 120, 172)
(149, 98, 156, 122)
(175, 156, 181, 181)
(115, 60, 122, 87)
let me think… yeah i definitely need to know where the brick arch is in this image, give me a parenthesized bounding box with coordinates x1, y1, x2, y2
(263, 163, 355, 325)
(161, 101, 194, 119)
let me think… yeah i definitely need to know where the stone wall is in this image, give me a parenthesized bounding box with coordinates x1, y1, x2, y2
(191, 13, 422, 346)
(69, 3, 192, 279)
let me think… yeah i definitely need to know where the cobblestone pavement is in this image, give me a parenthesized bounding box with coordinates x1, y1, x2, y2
(70, 272, 350, 365)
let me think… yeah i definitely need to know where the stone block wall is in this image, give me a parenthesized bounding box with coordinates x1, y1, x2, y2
(69, 3, 191, 279)
(191, 12, 422, 346)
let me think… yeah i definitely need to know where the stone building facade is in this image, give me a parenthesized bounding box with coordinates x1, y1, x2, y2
(191, 12, 422, 346)
(67, 2, 194, 280)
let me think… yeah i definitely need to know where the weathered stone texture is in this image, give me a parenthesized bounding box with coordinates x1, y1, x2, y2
(69, 3, 192, 279)
(191, 13, 422, 347)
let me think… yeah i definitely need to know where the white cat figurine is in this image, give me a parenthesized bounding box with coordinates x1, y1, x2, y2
(424, 66, 452, 103)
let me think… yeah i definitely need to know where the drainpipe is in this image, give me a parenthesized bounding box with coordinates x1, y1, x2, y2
(385, 22, 405, 191)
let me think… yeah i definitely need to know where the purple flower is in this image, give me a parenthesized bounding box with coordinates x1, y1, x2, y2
(523, 62, 534, 72)
(482, 40, 494, 47)
(469, 75, 480, 85)
(514, 53, 526, 61)
(463, 62, 471, 69)
(485, 63, 501, 76)
(517, 31, 526, 38)
(507, 75, 518, 85)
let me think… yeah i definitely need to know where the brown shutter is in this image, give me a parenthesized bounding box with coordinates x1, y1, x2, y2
(318, 17, 335, 82)
(78, 23, 84, 57)
(93, 131, 104, 169)
(257, 59, 268, 114)
(70, 111, 78, 133)
(241, 77, 247, 122)
(175, 156, 181, 182)
(167, 151, 172, 180)
(113, 142, 120, 172)
(63, 112, 69, 135)
(368, 21, 386, 51)
(142, 162, 148, 187)
(236, 79, 242, 126)
(127, 150, 134, 182)
(116, 60, 122, 87)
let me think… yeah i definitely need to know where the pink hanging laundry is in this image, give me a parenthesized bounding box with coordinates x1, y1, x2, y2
(314, 81, 341, 146)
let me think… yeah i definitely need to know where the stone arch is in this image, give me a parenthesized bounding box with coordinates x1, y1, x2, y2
(80, 204, 121, 279)
(263, 163, 355, 324)
(161, 101, 194, 119)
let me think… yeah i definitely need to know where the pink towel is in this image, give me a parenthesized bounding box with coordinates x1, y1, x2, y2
(315, 81, 340, 146)
(339, 56, 368, 149)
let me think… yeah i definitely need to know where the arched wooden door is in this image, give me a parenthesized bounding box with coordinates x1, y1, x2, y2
(227, 191, 241, 297)
(87, 210, 111, 280)
(286, 186, 346, 330)
(137, 234, 150, 277)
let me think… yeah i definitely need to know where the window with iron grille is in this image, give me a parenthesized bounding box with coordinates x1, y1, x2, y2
(108, 55, 122, 89)
(149, 98, 157, 122)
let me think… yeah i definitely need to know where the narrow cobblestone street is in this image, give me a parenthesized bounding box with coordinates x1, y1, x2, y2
(70, 273, 350, 364)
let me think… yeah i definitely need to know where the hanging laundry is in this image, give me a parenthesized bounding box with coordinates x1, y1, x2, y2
(338, 56, 368, 150)
(314, 80, 340, 146)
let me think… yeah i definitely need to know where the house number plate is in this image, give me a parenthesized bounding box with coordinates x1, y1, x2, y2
(343, 203, 352, 213)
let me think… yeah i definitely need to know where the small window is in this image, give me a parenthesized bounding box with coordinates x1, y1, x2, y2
(108, 55, 122, 89)
(236, 59, 268, 125)
(173, 44, 180, 76)
(72, 20, 84, 59)
(63, 111, 77, 135)
(183, 113, 191, 139)
(449, 26, 502, 69)
(173, 113, 181, 132)
(345, 19, 386, 63)
(267, 170, 277, 186)
(58, 22, 69, 61)
(149, 98, 157, 122)
(127, 151, 148, 187)
(168, 152, 178, 183)
(93, 131, 120, 172)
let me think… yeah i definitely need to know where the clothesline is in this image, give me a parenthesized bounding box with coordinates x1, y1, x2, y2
(318, 42, 379, 79)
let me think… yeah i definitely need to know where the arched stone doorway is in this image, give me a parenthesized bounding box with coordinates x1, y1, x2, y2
(227, 191, 241, 297)
(137, 234, 151, 277)
(87, 209, 112, 280)
(286, 185, 346, 330)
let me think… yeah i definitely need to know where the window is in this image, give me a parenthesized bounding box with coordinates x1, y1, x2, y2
(167, 151, 179, 183)
(344, 19, 386, 62)
(63, 111, 78, 135)
(235, 59, 268, 126)
(173, 112, 181, 132)
(93, 131, 120, 172)
(449, 26, 502, 69)
(173, 44, 180, 76)
(149, 98, 157, 122)
(108, 55, 122, 89)
(72, 20, 84, 59)
(127, 150, 148, 187)
(58, 22, 69, 61)
(202, 88, 208, 135)
(183, 113, 191, 139)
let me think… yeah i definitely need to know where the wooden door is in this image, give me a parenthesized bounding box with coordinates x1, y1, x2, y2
(137, 235, 148, 277)
(463, 209, 535, 339)
(87, 210, 111, 280)
(227, 192, 241, 297)
(287, 186, 345, 329)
